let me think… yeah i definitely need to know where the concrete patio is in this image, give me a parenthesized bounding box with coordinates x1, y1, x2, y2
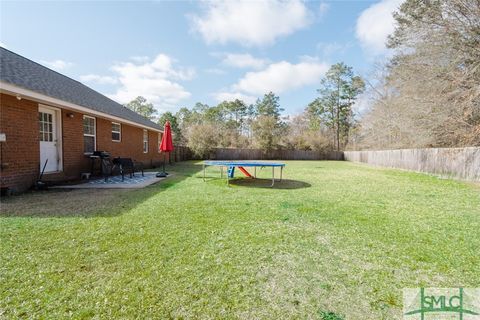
(52, 172, 168, 189)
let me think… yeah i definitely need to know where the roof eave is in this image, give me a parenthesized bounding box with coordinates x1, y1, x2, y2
(0, 81, 163, 133)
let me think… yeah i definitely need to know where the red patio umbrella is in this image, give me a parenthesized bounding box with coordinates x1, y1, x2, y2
(156, 121, 174, 177)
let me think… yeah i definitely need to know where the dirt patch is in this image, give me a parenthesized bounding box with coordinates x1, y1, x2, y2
(0, 188, 131, 217)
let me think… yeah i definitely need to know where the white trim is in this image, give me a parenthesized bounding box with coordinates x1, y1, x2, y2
(38, 104, 63, 173)
(0, 81, 162, 133)
(111, 122, 121, 142)
(83, 115, 96, 154)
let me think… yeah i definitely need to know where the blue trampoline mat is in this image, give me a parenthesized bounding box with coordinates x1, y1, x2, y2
(204, 160, 285, 167)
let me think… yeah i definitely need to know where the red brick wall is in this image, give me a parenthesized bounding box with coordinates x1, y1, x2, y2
(61, 109, 88, 180)
(0, 93, 163, 193)
(0, 93, 39, 192)
(95, 117, 163, 166)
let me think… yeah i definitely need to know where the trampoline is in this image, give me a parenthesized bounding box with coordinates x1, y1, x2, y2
(203, 160, 285, 187)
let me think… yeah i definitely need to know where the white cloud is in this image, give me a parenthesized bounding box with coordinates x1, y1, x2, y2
(41, 59, 73, 71)
(213, 92, 257, 105)
(232, 60, 329, 95)
(130, 56, 149, 63)
(205, 68, 226, 75)
(221, 53, 268, 69)
(80, 74, 118, 85)
(356, 0, 403, 55)
(106, 54, 194, 111)
(318, 2, 329, 18)
(316, 42, 353, 58)
(189, 0, 312, 46)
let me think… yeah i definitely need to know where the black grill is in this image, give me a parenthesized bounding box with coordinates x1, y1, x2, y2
(93, 151, 110, 159)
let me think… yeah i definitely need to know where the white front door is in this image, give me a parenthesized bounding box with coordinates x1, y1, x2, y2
(39, 106, 60, 172)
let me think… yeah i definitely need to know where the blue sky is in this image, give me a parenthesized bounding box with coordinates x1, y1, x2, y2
(0, 0, 403, 116)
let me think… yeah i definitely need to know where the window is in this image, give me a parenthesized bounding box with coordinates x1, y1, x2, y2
(143, 129, 148, 153)
(83, 115, 96, 154)
(39, 112, 53, 142)
(112, 122, 121, 142)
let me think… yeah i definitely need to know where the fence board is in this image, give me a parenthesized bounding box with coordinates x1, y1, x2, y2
(213, 148, 343, 161)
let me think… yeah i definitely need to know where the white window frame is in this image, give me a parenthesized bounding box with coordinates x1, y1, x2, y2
(83, 115, 96, 155)
(143, 129, 148, 153)
(111, 122, 121, 142)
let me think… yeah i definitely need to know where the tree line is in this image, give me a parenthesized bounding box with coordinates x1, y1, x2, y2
(126, 1, 478, 154)
(354, 0, 480, 149)
(126, 62, 365, 157)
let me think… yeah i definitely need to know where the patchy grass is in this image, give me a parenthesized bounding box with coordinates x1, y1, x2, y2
(0, 188, 132, 217)
(1, 161, 479, 319)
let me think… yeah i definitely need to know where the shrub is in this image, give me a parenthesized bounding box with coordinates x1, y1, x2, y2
(185, 124, 218, 158)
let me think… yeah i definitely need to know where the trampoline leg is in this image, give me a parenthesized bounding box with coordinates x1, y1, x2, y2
(271, 166, 275, 187)
(280, 167, 283, 181)
(203, 164, 206, 182)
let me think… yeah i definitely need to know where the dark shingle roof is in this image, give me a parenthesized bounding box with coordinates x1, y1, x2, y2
(0, 47, 161, 131)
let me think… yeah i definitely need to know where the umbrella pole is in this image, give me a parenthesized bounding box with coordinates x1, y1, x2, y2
(156, 152, 168, 178)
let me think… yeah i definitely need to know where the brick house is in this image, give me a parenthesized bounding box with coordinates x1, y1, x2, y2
(0, 48, 164, 193)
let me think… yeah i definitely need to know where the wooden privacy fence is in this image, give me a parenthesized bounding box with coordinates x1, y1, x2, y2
(344, 147, 480, 181)
(168, 145, 194, 162)
(212, 148, 343, 161)
(170, 146, 479, 181)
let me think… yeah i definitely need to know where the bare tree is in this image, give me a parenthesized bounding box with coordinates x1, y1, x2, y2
(357, 0, 480, 149)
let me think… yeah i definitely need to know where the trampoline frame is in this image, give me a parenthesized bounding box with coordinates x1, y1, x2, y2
(202, 161, 285, 187)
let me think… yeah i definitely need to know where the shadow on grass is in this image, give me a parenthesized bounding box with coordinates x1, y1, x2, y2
(228, 178, 311, 189)
(0, 161, 203, 219)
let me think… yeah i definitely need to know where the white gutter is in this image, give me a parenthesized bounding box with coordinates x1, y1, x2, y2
(0, 81, 163, 133)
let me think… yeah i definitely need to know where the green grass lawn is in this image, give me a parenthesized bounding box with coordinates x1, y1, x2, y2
(1, 161, 479, 319)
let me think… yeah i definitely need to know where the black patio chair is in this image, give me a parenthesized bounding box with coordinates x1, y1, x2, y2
(102, 157, 144, 182)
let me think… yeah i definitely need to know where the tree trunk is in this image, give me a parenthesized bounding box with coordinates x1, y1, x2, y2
(336, 80, 341, 151)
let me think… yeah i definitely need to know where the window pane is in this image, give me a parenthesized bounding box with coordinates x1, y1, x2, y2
(84, 136, 95, 153)
(112, 132, 120, 141)
(83, 117, 95, 135)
